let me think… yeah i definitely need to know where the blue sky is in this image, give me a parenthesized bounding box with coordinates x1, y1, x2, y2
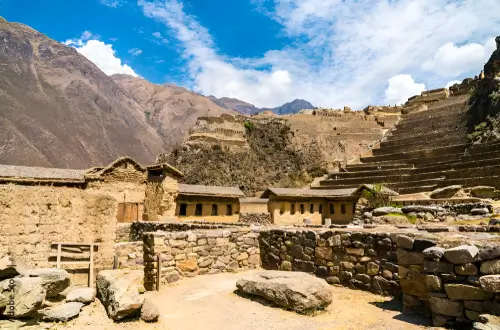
(1, 0, 499, 108)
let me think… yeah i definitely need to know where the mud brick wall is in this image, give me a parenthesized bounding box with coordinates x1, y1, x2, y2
(259, 229, 401, 296)
(143, 228, 260, 290)
(396, 234, 500, 327)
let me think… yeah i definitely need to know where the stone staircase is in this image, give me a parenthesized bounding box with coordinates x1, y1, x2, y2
(316, 94, 500, 194)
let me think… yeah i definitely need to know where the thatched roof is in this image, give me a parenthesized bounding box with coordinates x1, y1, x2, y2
(179, 184, 245, 198)
(261, 187, 357, 198)
(0, 164, 85, 183)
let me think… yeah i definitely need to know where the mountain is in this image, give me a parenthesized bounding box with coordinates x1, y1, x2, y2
(0, 17, 163, 168)
(0, 17, 236, 168)
(208, 96, 315, 115)
(112, 75, 235, 150)
(268, 99, 315, 115)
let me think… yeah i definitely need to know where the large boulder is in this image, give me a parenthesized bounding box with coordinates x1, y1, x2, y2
(39, 302, 84, 322)
(28, 268, 70, 298)
(372, 207, 402, 216)
(140, 297, 160, 322)
(236, 270, 332, 313)
(402, 205, 445, 215)
(0, 277, 46, 318)
(96, 270, 144, 321)
(430, 185, 462, 199)
(66, 287, 95, 304)
(469, 186, 499, 199)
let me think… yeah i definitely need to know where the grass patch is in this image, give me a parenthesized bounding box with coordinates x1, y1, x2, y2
(405, 214, 417, 224)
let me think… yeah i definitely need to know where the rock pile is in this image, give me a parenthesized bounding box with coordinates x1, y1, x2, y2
(238, 213, 272, 225)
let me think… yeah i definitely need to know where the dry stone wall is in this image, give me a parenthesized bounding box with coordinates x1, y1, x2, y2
(238, 213, 272, 225)
(396, 235, 500, 327)
(258, 229, 401, 296)
(143, 228, 260, 290)
(115, 242, 144, 270)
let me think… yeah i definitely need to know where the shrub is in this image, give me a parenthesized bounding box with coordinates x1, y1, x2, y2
(362, 183, 391, 208)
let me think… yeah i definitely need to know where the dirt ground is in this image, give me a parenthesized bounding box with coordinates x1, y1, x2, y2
(51, 270, 434, 330)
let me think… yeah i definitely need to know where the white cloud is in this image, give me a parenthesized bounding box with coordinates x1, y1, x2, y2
(423, 39, 496, 77)
(152, 31, 169, 44)
(384, 75, 426, 105)
(100, 0, 122, 8)
(128, 48, 143, 56)
(446, 80, 462, 88)
(64, 32, 138, 77)
(138, 0, 500, 108)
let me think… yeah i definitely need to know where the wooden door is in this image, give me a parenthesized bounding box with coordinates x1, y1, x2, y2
(117, 203, 139, 222)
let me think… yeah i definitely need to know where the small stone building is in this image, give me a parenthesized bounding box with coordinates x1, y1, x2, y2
(175, 184, 245, 222)
(261, 187, 360, 225)
(0, 157, 183, 283)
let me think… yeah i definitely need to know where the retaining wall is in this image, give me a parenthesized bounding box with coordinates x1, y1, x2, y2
(258, 229, 401, 296)
(143, 228, 260, 290)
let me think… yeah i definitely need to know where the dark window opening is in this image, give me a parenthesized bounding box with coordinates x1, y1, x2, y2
(226, 204, 233, 216)
(310, 204, 314, 213)
(211, 204, 218, 216)
(352, 203, 356, 214)
(329, 203, 335, 214)
(291, 203, 296, 214)
(300, 204, 305, 214)
(195, 204, 203, 216)
(341, 203, 346, 214)
(280, 204, 285, 215)
(179, 203, 187, 216)
(319, 204, 323, 214)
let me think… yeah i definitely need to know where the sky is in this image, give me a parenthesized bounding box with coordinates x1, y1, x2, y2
(1, 0, 499, 109)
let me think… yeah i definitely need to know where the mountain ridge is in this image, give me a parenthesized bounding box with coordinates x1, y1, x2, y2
(208, 96, 315, 115)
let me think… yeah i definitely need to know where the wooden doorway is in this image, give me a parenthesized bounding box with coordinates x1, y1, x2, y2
(117, 203, 140, 223)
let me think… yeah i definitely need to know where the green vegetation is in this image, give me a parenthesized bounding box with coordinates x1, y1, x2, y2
(162, 119, 327, 195)
(145, 111, 151, 120)
(362, 183, 391, 208)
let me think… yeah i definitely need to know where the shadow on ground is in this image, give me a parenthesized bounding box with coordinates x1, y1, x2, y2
(369, 298, 431, 326)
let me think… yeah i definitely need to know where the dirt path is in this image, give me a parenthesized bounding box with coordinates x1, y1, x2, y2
(62, 270, 434, 330)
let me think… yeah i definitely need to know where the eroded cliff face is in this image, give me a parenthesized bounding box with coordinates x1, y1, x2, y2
(468, 36, 500, 143)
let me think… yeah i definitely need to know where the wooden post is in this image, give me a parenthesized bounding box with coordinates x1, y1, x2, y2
(89, 244, 94, 288)
(56, 244, 61, 269)
(156, 253, 161, 291)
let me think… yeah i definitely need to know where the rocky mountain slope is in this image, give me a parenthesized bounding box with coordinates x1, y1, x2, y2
(112, 75, 235, 150)
(0, 17, 164, 168)
(209, 96, 315, 115)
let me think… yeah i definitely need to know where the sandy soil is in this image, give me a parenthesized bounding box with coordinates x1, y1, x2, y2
(51, 270, 433, 330)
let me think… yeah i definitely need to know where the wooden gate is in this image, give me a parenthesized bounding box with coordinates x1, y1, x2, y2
(117, 203, 139, 223)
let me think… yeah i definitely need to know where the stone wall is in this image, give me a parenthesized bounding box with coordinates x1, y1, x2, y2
(259, 229, 401, 296)
(396, 235, 500, 327)
(143, 228, 260, 290)
(115, 241, 143, 270)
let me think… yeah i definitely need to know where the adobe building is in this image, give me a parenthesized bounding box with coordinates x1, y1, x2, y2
(261, 187, 359, 225)
(175, 184, 245, 222)
(0, 157, 183, 282)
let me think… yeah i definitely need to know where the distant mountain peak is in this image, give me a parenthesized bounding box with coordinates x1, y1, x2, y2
(207, 96, 315, 115)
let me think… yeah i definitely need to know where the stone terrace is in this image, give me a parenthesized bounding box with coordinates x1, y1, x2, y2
(317, 89, 500, 194)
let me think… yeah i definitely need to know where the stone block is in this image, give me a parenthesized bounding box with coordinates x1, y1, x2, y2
(424, 260, 454, 273)
(413, 239, 436, 252)
(478, 246, 500, 261)
(400, 268, 428, 298)
(315, 247, 333, 260)
(290, 245, 304, 258)
(345, 248, 364, 256)
(396, 235, 414, 250)
(367, 262, 379, 275)
(429, 296, 463, 317)
(444, 245, 479, 264)
(480, 275, 500, 292)
(480, 260, 500, 274)
(328, 235, 341, 247)
(455, 263, 478, 276)
(423, 247, 445, 260)
(444, 284, 493, 300)
(397, 249, 424, 265)
(425, 275, 442, 291)
(340, 262, 355, 271)
(464, 301, 484, 312)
